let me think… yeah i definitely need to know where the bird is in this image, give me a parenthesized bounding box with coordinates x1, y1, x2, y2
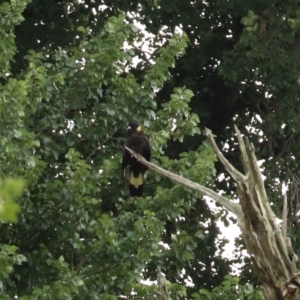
(121, 120, 151, 197)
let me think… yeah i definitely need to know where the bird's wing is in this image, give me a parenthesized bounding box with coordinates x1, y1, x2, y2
(143, 135, 151, 162)
(121, 141, 130, 172)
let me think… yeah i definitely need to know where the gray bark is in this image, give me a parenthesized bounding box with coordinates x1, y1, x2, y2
(125, 126, 300, 299)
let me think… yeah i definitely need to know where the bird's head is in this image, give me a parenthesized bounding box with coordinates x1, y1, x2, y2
(127, 120, 143, 136)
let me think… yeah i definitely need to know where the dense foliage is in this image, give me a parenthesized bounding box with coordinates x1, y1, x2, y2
(1, 0, 300, 298)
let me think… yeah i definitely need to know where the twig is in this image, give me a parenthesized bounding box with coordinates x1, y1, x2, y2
(85, 127, 120, 162)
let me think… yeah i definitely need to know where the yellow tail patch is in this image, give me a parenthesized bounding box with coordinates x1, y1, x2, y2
(129, 172, 143, 188)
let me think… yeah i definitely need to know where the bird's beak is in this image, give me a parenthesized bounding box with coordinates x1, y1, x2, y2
(127, 126, 132, 131)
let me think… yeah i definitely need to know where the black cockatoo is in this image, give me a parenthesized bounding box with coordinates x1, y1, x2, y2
(122, 120, 151, 197)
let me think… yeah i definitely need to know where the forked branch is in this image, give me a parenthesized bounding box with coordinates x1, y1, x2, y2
(125, 126, 300, 300)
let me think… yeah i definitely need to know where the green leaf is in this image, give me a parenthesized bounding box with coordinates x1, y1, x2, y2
(77, 26, 86, 33)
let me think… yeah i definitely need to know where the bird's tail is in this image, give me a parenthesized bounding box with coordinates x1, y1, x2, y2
(129, 172, 144, 197)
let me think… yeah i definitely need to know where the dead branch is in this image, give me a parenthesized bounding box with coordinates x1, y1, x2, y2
(125, 126, 300, 299)
(282, 189, 288, 239)
(124, 146, 243, 218)
(157, 268, 171, 300)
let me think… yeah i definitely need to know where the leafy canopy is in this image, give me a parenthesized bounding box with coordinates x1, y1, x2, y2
(0, 1, 234, 299)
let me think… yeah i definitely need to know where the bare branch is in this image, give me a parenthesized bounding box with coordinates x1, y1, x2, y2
(204, 127, 246, 183)
(126, 123, 300, 299)
(157, 268, 171, 300)
(282, 189, 288, 239)
(124, 147, 243, 218)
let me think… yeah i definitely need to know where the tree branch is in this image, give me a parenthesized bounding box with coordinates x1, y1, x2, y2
(282, 189, 288, 239)
(204, 127, 246, 183)
(126, 125, 300, 299)
(124, 147, 243, 219)
(157, 267, 171, 300)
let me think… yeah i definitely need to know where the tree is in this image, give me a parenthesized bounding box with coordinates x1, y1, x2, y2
(127, 126, 300, 299)
(0, 1, 230, 299)
(2, 0, 300, 299)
